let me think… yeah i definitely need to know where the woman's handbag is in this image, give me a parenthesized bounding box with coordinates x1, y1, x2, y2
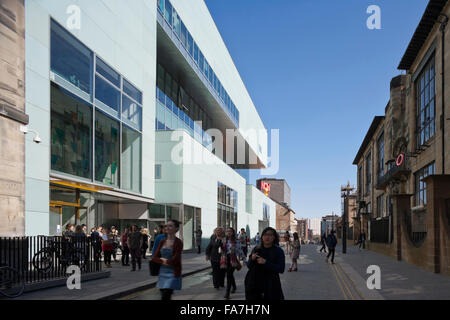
(149, 259, 161, 276)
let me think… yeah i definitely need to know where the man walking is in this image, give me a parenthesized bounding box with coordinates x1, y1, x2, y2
(358, 230, 366, 250)
(319, 233, 327, 253)
(326, 230, 337, 264)
(255, 232, 261, 247)
(239, 228, 248, 257)
(127, 225, 143, 271)
(121, 227, 130, 266)
(195, 228, 203, 254)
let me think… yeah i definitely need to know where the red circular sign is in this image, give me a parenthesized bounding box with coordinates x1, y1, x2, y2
(396, 154, 404, 166)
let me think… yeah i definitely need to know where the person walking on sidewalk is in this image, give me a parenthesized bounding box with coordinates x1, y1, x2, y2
(358, 230, 366, 250)
(255, 232, 261, 247)
(319, 233, 327, 253)
(205, 227, 226, 289)
(326, 230, 337, 264)
(239, 228, 248, 258)
(245, 227, 285, 300)
(101, 228, 114, 268)
(121, 227, 130, 266)
(128, 225, 143, 271)
(221, 227, 244, 300)
(152, 219, 183, 301)
(141, 228, 150, 259)
(288, 232, 301, 272)
(284, 230, 291, 254)
(152, 225, 167, 256)
(195, 228, 203, 254)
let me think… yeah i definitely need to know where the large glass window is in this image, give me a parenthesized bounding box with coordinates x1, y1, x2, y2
(164, 0, 172, 24)
(365, 152, 372, 194)
(51, 20, 92, 94)
(173, 11, 181, 38)
(123, 79, 143, 104)
(415, 162, 435, 206)
(193, 42, 199, 64)
(122, 125, 141, 193)
(51, 83, 92, 179)
(96, 57, 120, 87)
(187, 32, 193, 57)
(122, 95, 142, 131)
(95, 75, 120, 113)
(95, 110, 120, 187)
(377, 194, 384, 218)
(377, 132, 385, 178)
(416, 57, 436, 147)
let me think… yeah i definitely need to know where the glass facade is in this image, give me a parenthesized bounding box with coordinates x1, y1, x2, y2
(157, 0, 239, 127)
(377, 132, 384, 178)
(122, 125, 142, 193)
(50, 19, 142, 193)
(156, 87, 212, 149)
(416, 57, 435, 147)
(50, 20, 92, 94)
(415, 162, 435, 206)
(217, 182, 238, 230)
(51, 83, 92, 179)
(95, 111, 120, 187)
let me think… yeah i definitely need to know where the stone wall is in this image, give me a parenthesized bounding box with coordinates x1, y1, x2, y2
(0, 0, 27, 236)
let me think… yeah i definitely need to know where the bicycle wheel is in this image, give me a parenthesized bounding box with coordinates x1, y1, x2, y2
(32, 249, 53, 273)
(0, 267, 25, 298)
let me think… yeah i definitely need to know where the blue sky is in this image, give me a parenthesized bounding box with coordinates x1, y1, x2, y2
(204, 0, 429, 219)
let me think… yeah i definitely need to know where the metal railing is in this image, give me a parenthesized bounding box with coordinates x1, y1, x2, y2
(0, 235, 103, 286)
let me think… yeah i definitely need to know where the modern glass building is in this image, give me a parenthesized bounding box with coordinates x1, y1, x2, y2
(24, 0, 275, 248)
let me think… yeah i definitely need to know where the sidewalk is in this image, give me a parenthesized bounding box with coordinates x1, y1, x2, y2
(11, 251, 211, 300)
(334, 244, 450, 300)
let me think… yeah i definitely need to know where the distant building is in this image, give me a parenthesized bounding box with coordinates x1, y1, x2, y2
(321, 215, 337, 236)
(309, 218, 321, 236)
(296, 218, 309, 241)
(257, 178, 291, 207)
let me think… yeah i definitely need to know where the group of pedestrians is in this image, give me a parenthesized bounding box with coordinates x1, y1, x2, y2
(205, 226, 286, 300)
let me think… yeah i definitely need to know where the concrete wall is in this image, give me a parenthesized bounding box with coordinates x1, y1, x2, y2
(24, 0, 157, 235)
(0, 0, 26, 236)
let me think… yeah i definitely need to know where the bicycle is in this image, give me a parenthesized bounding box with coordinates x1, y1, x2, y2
(0, 264, 25, 298)
(32, 237, 87, 274)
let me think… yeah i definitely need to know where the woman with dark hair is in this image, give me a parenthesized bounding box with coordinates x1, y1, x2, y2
(151, 219, 183, 300)
(289, 232, 301, 272)
(221, 227, 244, 300)
(245, 227, 285, 300)
(205, 227, 226, 289)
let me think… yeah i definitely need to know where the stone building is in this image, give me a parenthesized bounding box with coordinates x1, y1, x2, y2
(0, 0, 28, 236)
(257, 178, 291, 207)
(296, 218, 309, 242)
(353, 0, 450, 275)
(275, 200, 296, 232)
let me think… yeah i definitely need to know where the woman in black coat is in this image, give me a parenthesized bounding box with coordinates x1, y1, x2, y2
(205, 227, 226, 289)
(245, 227, 285, 300)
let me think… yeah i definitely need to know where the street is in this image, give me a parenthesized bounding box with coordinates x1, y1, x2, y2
(120, 244, 450, 300)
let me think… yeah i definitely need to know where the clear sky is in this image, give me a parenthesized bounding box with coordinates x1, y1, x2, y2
(204, 0, 429, 219)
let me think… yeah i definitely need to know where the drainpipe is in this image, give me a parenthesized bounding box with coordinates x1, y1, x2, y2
(439, 14, 448, 174)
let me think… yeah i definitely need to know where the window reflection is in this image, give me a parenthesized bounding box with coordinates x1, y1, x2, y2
(95, 110, 120, 187)
(51, 83, 92, 179)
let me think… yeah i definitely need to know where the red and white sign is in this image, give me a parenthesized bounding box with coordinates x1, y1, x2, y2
(396, 153, 405, 167)
(259, 181, 271, 196)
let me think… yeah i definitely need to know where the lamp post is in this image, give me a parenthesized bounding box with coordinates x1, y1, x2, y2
(341, 182, 354, 254)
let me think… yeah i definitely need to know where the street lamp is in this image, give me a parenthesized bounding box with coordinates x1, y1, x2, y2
(341, 182, 354, 254)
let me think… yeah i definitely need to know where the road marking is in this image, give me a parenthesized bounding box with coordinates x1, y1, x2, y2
(336, 262, 365, 300)
(330, 262, 348, 300)
(332, 263, 355, 300)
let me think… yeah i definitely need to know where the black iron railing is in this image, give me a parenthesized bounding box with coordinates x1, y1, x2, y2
(0, 235, 103, 286)
(404, 209, 427, 247)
